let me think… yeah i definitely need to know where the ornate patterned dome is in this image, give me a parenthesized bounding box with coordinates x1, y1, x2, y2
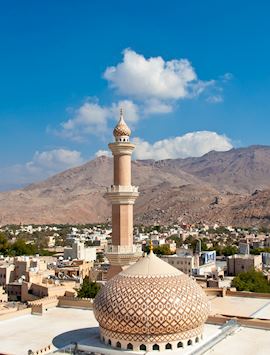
(113, 109, 131, 137)
(93, 251, 210, 351)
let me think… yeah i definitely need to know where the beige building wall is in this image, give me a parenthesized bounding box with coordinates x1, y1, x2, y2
(0, 286, 8, 302)
(162, 255, 194, 276)
(227, 254, 262, 275)
(114, 154, 131, 186)
(112, 204, 133, 246)
(0, 264, 15, 286)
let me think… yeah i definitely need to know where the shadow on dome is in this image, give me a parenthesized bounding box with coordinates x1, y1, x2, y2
(52, 327, 99, 349)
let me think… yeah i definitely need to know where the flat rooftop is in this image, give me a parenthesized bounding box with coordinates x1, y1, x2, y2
(0, 298, 270, 355)
(204, 327, 270, 355)
(209, 295, 270, 318)
(0, 307, 96, 355)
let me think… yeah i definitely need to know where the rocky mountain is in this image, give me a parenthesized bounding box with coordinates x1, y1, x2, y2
(1, 145, 270, 227)
(142, 145, 270, 194)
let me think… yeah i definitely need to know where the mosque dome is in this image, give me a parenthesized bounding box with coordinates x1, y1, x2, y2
(93, 251, 210, 352)
(113, 109, 131, 138)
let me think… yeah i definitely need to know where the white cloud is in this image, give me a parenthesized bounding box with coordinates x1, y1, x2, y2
(0, 149, 84, 190)
(95, 150, 111, 158)
(143, 99, 173, 115)
(104, 49, 206, 100)
(28, 149, 84, 171)
(60, 102, 110, 141)
(206, 95, 224, 103)
(53, 49, 230, 143)
(58, 99, 139, 141)
(133, 131, 233, 160)
(110, 100, 139, 123)
(221, 72, 234, 82)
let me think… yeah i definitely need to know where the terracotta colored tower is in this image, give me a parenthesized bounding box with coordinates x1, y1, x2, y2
(105, 109, 141, 279)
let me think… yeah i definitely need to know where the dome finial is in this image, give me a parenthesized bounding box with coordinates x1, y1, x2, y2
(149, 239, 154, 254)
(113, 108, 131, 138)
(120, 107, 124, 119)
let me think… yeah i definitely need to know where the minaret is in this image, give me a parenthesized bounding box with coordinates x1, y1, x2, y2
(105, 109, 141, 279)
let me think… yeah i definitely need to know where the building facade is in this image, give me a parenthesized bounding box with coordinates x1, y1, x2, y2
(227, 254, 262, 275)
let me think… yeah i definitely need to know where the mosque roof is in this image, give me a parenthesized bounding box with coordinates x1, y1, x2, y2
(121, 250, 182, 276)
(93, 251, 210, 338)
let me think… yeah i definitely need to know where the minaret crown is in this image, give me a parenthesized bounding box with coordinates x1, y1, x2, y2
(113, 108, 131, 142)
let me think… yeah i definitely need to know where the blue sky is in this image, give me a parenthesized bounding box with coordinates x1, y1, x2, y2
(1, 1, 270, 190)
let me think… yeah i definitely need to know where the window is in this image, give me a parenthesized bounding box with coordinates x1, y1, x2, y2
(177, 341, 183, 348)
(187, 339, 192, 346)
(165, 343, 172, 349)
(153, 344, 159, 351)
(140, 344, 146, 351)
(195, 337, 199, 343)
(108, 339, 111, 346)
(116, 341, 121, 348)
(127, 343, 133, 350)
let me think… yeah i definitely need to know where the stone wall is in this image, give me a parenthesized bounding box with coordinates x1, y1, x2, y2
(58, 296, 93, 309)
(226, 289, 270, 299)
(207, 314, 270, 330)
(0, 307, 31, 320)
(28, 296, 59, 315)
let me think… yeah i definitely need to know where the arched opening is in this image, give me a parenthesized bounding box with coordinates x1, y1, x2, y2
(165, 343, 172, 349)
(108, 339, 111, 346)
(102, 336, 105, 342)
(127, 343, 133, 350)
(116, 341, 121, 348)
(140, 344, 147, 351)
(177, 341, 183, 348)
(195, 337, 199, 343)
(187, 339, 192, 346)
(153, 344, 160, 351)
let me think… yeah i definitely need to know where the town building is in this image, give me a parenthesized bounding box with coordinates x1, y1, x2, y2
(227, 254, 262, 276)
(162, 253, 196, 276)
(64, 240, 96, 261)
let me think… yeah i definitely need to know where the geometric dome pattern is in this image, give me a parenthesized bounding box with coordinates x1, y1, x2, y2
(94, 273, 210, 336)
(113, 121, 131, 137)
(113, 111, 131, 137)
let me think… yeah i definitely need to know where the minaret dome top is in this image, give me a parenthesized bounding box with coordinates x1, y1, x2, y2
(113, 108, 131, 140)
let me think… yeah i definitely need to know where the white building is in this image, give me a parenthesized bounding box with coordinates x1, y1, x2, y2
(64, 241, 96, 262)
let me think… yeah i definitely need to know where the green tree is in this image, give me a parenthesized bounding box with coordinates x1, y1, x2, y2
(96, 253, 104, 263)
(0, 232, 9, 255)
(145, 244, 173, 255)
(77, 278, 101, 298)
(166, 235, 183, 248)
(9, 239, 36, 256)
(231, 270, 270, 293)
(222, 245, 238, 256)
(250, 247, 270, 255)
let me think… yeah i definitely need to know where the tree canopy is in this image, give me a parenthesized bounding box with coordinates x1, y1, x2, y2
(0, 232, 54, 256)
(77, 278, 101, 298)
(231, 270, 270, 293)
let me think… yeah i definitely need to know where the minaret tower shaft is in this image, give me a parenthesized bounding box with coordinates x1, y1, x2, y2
(105, 109, 141, 279)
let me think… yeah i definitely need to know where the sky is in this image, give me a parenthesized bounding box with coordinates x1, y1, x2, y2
(1, 0, 270, 190)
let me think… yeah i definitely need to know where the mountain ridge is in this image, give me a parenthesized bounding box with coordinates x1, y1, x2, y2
(1, 145, 270, 227)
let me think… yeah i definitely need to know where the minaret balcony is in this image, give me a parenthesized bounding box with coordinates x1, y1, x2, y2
(106, 185, 139, 193)
(106, 244, 142, 255)
(104, 185, 139, 204)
